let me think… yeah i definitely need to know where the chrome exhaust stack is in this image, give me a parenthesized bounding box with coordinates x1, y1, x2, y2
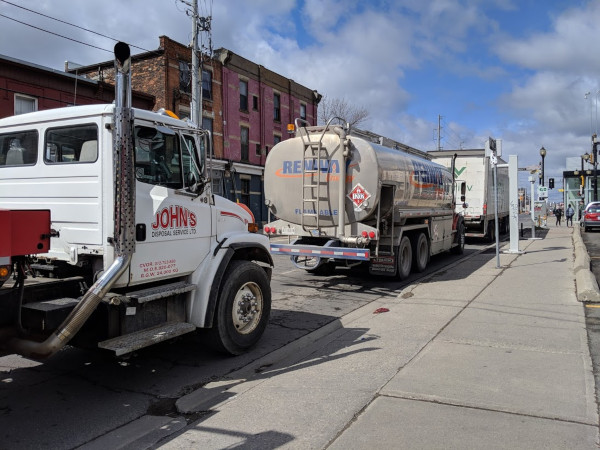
(7, 43, 135, 359)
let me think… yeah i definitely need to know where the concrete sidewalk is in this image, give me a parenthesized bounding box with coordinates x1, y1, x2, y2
(154, 225, 599, 449)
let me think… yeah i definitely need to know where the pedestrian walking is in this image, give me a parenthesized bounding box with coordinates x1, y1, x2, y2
(566, 204, 575, 227)
(554, 207, 562, 226)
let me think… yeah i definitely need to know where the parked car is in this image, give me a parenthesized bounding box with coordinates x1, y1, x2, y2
(582, 202, 600, 231)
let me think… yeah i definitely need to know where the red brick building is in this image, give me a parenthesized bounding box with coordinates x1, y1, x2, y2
(0, 54, 154, 118)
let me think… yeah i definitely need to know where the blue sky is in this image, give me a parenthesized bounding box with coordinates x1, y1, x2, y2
(2, 0, 599, 203)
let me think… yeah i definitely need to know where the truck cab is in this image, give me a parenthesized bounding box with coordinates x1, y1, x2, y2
(0, 43, 272, 360)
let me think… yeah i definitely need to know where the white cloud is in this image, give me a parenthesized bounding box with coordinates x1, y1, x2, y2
(495, 2, 600, 73)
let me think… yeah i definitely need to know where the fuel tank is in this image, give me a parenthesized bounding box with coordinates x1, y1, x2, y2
(264, 126, 454, 228)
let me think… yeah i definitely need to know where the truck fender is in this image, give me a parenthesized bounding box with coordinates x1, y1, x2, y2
(203, 242, 273, 328)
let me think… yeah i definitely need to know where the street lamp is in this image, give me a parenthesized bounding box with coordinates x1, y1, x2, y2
(539, 146, 546, 186)
(582, 152, 590, 173)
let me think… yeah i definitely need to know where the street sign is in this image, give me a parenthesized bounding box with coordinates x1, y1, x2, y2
(538, 185, 548, 199)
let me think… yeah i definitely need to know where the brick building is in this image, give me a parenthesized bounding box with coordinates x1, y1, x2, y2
(0, 54, 154, 118)
(73, 36, 321, 224)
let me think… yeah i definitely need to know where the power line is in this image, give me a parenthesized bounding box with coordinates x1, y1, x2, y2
(0, 13, 112, 53)
(0, 0, 156, 54)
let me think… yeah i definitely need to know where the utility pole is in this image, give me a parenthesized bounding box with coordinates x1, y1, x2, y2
(181, 0, 211, 127)
(197, 15, 211, 127)
(190, 0, 199, 126)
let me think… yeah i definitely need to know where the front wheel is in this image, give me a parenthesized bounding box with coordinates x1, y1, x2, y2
(206, 260, 271, 355)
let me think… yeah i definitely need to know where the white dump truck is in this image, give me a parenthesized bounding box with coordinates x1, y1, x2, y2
(429, 148, 509, 240)
(0, 43, 273, 360)
(263, 120, 465, 278)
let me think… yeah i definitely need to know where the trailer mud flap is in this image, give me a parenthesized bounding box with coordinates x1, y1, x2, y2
(369, 255, 397, 276)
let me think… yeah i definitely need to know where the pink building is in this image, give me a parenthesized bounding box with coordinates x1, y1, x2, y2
(213, 48, 321, 223)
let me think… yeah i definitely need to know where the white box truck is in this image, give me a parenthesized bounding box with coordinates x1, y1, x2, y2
(429, 149, 509, 240)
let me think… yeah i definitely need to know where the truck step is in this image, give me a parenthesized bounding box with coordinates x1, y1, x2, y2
(21, 297, 80, 331)
(98, 322, 196, 356)
(126, 281, 196, 304)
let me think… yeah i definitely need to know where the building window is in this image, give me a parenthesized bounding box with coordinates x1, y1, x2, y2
(300, 103, 307, 121)
(274, 134, 281, 146)
(240, 80, 248, 111)
(253, 95, 259, 111)
(202, 117, 213, 135)
(255, 143, 261, 157)
(202, 69, 212, 100)
(240, 126, 249, 162)
(273, 93, 281, 121)
(212, 173, 223, 195)
(14, 94, 37, 115)
(240, 178, 250, 207)
(179, 60, 191, 93)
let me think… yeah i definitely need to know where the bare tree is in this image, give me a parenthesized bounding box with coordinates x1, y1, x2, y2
(318, 95, 370, 128)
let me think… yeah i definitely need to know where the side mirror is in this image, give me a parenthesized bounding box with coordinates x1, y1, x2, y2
(460, 195, 466, 202)
(186, 172, 202, 194)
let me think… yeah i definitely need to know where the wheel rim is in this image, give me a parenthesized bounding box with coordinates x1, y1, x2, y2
(232, 282, 263, 335)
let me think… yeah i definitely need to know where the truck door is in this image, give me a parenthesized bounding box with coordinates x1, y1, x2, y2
(129, 124, 212, 284)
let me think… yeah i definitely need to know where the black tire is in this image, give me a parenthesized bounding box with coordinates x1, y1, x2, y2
(397, 236, 412, 280)
(412, 232, 429, 273)
(308, 262, 336, 276)
(206, 260, 271, 355)
(487, 221, 495, 243)
(451, 222, 465, 254)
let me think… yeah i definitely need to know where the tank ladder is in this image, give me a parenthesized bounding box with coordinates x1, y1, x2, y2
(295, 118, 332, 231)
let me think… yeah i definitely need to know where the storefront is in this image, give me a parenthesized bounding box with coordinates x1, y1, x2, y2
(562, 170, 590, 220)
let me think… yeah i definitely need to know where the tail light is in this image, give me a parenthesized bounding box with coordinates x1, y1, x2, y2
(0, 263, 11, 288)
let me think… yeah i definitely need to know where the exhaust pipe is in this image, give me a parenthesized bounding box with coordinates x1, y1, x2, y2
(6, 43, 136, 359)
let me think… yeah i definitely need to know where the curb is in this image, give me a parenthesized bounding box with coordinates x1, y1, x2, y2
(573, 225, 600, 302)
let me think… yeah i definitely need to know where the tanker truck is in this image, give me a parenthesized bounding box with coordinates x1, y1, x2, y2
(263, 120, 465, 278)
(0, 43, 273, 360)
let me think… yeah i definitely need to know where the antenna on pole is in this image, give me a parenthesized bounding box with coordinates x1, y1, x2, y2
(437, 114, 443, 150)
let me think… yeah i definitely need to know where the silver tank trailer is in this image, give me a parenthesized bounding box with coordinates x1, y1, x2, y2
(264, 126, 454, 230)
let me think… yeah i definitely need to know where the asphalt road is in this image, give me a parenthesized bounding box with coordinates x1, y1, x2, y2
(0, 240, 496, 450)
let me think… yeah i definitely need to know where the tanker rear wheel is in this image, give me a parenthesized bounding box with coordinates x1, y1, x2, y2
(397, 236, 412, 280)
(412, 232, 429, 273)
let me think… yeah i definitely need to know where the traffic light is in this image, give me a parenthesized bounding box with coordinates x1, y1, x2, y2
(548, 178, 554, 189)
